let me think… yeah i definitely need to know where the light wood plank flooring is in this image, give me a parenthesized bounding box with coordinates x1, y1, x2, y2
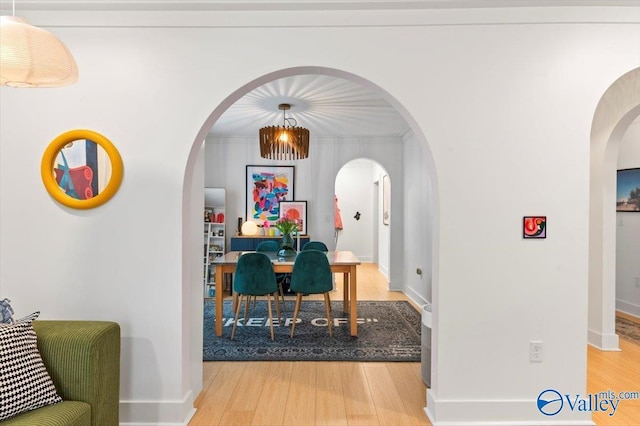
(588, 313, 640, 426)
(191, 264, 640, 426)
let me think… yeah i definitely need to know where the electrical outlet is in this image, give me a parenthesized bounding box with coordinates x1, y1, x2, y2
(530, 341, 543, 362)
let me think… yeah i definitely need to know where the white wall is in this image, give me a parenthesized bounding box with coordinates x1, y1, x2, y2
(0, 5, 638, 425)
(404, 130, 433, 304)
(184, 142, 205, 420)
(335, 159, 376, 262)
(616, 119, 640, 317)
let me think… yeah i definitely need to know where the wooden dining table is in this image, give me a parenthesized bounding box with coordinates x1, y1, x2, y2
(213, 250, 361, 336)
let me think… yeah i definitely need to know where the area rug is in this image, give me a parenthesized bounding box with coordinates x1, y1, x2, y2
(203, 300, 421, 362)
(616, 315, 640, 346)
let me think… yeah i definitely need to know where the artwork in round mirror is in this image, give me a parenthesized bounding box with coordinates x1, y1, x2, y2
(41, 129, 123, 209)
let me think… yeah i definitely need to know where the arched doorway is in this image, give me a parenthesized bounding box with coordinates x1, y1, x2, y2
(335, 158, 392, 281)
(182, 65, 440, 399)
(588, 67, 640, 350)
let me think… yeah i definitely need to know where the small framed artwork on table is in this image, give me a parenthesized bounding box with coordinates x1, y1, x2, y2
(523, 216, 546, 239)
(279, 201, 307, 235)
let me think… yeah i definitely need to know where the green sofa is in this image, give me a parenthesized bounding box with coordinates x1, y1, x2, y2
(1, 321, 120, 426)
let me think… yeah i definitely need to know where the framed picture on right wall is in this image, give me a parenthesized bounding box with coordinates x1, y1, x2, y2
(616, 168, 640, 212)
(382, 174, 390, 225)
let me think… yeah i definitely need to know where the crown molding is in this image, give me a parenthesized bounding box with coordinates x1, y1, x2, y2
(0, 0, 638, 12)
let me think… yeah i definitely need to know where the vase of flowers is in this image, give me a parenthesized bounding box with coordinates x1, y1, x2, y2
(275, 217, 299, 257)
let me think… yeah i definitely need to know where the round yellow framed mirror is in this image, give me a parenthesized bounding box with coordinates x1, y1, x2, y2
(41, 129, 123, 209)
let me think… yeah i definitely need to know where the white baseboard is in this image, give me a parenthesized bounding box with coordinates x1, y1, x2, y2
(119, 391, 196, 426)
(405, 285, 428, 307)
(426, 391, 594, 426)
(587, 328, 621, 351)
(615, 299, 640, 318)
(378, 262, 389, 280)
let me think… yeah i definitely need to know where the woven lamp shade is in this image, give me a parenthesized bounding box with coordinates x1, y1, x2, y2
(0, 16, 78, 87)
(259, 126, 310, 160)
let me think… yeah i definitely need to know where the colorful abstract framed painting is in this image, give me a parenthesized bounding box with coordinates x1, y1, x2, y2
(616, 168, 640, 212)
(279, 201, 307, 235)
(246, 165, 295, 225)
(523, 216, 546, 239)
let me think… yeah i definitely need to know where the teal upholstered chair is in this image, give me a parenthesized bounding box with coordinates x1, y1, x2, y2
(231, 252, 281, 340)
(255, 240, 280, 252)
(289, 250, 334, 338)
(302, 241, 329, 251)
(255, 240, 287, 309)
(302, 241, 332, 291)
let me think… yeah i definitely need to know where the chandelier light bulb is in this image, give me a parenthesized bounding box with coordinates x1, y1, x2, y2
(279, 131, 290, 143)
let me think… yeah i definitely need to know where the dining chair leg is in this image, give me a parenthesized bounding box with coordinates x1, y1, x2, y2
(273, 291, 282, 324)
(266, 294, 275, 341)
(231, 294, 244, 340)
(278, 283, 286, 312)
(324, 293, 333, 337)
(244, 295, 251, 322)
(232, 292, 239, 313)
(290, 293, 303, 338)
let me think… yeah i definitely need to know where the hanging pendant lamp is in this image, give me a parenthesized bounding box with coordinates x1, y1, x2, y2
(0, 2, 78, 88)
(259, 103, 309, 160)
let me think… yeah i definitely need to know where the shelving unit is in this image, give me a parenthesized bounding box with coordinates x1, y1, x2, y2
(204, 207, 225, 298)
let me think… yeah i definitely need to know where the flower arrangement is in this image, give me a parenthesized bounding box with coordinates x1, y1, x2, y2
(274, 217, 299, 235)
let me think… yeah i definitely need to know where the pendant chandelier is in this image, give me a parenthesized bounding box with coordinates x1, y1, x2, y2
(259, 103, 309, 160)
(0, 1, 78, 87)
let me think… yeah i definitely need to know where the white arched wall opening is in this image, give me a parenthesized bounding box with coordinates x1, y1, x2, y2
(588, 67, 640, 351)
(181, 65, 439, 401)
(334, 158, 391, 277)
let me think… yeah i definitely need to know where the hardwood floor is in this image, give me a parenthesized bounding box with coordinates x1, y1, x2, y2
(191, 264, 640, 426)
(588, 314, 640, 426)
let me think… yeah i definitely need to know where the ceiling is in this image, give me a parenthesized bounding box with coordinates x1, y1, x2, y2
(1, 1, 636, 11)
(209, 74, 411, 139)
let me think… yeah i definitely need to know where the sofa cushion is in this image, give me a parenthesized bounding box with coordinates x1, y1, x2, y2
(0, 400, 91, 426)
(0, 312, 63, 421)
